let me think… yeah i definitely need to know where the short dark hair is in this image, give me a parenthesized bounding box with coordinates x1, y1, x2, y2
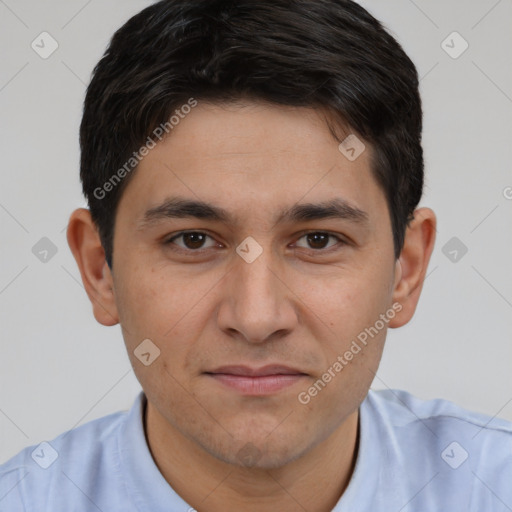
(80, 0, 423, 267)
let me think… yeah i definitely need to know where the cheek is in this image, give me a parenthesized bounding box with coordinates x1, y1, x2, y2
(114, 262, 202, 339)
(299, 269, 392, 342)
(299, 326, 386, 424)
(115, 265, 217, 382)
(314, 268, 392, 401)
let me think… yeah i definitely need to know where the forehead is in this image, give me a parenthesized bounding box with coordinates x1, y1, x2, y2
(117, 101, 387, 227)
(160, 100, 350, 159)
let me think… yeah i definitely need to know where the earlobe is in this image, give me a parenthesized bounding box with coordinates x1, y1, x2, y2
(389, 207, 436, 328)
(66, 208, 120, 326)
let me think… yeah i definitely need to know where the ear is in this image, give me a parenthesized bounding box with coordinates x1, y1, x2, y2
(66, 208, 119, 326)
(389, 207, 436, 328)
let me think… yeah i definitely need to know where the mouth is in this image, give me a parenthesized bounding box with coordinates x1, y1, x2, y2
(204, 365, 308, 395)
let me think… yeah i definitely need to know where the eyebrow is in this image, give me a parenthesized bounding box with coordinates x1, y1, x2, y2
(138, 196, 369, 230)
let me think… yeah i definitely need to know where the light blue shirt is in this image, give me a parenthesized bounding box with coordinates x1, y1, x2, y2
(1, 389, 511, 511)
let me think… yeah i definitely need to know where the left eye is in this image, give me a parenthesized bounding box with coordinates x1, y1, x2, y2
(294, 232, 343, 251)
(166, 231, 218, 251)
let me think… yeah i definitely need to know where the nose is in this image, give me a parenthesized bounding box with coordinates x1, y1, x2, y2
(216, 244, 298, 344)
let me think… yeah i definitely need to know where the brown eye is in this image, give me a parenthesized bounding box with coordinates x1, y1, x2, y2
(166, 231, 217, 251)
(184, 233, 206, 249)
(294, 232, 344, 251)
(307, 233, 329, 249)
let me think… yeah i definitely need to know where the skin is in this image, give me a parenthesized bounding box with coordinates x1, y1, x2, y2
(67, 101, 436, 512)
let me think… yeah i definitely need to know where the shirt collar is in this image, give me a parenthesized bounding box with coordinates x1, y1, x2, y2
(117, 391, 192, 512)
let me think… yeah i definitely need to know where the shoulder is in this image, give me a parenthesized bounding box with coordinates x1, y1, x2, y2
(362, 388, 512, 509)
(366, 387, 512, 439)
(1, 406, 127, 471)
(0, 403, 132, 511)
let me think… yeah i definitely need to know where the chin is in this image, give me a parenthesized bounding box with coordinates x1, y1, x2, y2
(199, 427, 312, 470)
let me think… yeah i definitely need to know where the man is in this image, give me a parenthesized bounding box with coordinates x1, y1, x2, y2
(1, 0, 511, 510)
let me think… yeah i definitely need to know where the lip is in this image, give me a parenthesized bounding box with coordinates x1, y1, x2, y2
(208, 365, 305, 377)
(205, 365, 307, 395)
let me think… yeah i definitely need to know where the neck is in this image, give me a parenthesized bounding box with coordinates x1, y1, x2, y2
(144, 400, 360, 512)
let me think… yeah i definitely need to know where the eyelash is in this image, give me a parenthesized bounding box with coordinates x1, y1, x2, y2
(163, 230, 348, 255)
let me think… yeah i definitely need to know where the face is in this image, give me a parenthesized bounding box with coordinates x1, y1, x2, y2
(110, 101, 400, 468)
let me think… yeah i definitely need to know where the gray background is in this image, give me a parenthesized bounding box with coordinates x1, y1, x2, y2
(1, 0, 511, 464)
